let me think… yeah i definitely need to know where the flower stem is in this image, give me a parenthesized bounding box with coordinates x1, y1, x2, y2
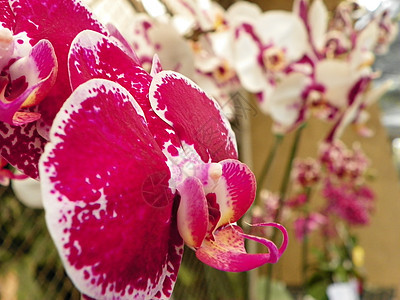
(275, 123, 306, 224)
(255, 134, 284, 203)
(265, 123, 306, 300)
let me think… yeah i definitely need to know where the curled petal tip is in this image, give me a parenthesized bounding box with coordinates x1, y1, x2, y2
(195, 223, 287, 272)
(251, 222, 289, 256)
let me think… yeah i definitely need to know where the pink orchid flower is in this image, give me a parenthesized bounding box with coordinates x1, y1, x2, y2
(0, 4, 57, 127)
(294, 212, 327, 241)
(0, 0, 107, 179)
(292, 157, 321, 188)
(39, 28, 287, 299)
(323, 180, 375, 226)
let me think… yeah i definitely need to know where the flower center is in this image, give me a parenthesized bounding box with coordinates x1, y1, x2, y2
(262, 47, 287, 72)
(212, 60, 236, 83)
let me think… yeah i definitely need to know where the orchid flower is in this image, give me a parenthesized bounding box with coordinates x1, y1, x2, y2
(323, 179, 375, 225)
(0, 5, 57, 127)
(294, 0, 356, 59)
(39, 28, 287, 299)
(190, 33, 241, 119)
(126, 1, 239, 118)
(0, 0, 107, 178)
(319, 140, 370, 182)
(128, 13, 195, 77)
(294, 212, 327, 241)
(226, 1, 311, 133)
(374, 8, 399, 55)
(163, 0, 226, 36)
(232, 1, 309, 94)
(291, 157, 321, 188)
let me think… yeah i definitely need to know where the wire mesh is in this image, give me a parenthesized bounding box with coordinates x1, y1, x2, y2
(0, 186, 80, 300)
(0, 186, 248, 300)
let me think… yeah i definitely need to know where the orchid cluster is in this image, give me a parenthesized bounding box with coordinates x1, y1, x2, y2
(276, 140, 374, 297)
(107, 0, 398, 140)
(290, 140, 375, 242)
(232, 0, 397, 136)
(117, 0, 244, 118)
(0, 0, 289, 299)
(88, 0, 397, 137)
(0, 0, 397, 298)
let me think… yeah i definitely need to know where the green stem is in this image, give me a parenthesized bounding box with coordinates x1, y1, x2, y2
(255, 135, 284, 203)
(265, 264, 273, 300)
(275, 123, 306, 224)
(265, 123, 306, 300)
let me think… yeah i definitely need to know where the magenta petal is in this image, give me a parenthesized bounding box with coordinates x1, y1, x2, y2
(0, 120, 46, 179)
(149, 71, 238, 163)
(177, 177, 208, 248)
(195, 225, 281, 272)
(0, 0, 13, 30)
(10, 0, 106, 47)
(213, 159, 256, 228)
(10, 0, 107, 133)
(249, 222, 289, 256)
(106, 23, 141, 65)
(150, 54, 163, 77)
(40, 79, 183, 299)
(68, 30, 181, 156)
(69, 30, 148, 106)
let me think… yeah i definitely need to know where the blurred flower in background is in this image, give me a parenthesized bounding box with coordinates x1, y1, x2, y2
(0, 0, 398, 299)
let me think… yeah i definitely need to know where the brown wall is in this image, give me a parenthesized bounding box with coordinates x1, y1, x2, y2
(250, 0, 342, 11)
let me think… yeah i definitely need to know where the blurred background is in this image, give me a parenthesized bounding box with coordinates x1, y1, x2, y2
(1, 0, 399, 299)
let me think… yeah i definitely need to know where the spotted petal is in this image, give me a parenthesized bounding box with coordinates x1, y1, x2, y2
(149, 71, 237, 163)
(68, 30, 182, 157)
(40, 79, 183, 299)
(68, 30, 149, 110)
(9, 0, 107, 134)
(0, 120, 47, 179)
(2, 0, 107, 177)
(196, 223, 288, 272)
(0, 0, 13, 30)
